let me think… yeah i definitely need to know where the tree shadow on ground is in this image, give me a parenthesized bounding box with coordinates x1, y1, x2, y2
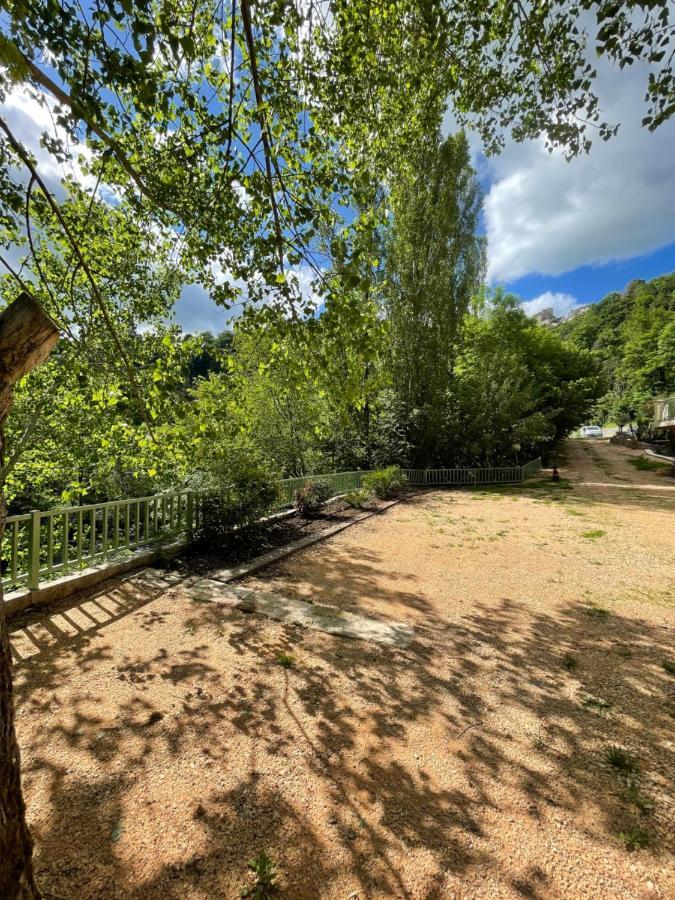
(9, 488, 675, 898)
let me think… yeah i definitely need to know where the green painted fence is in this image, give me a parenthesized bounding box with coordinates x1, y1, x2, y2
(2, 461, 541, 592)
(403, 466, 522, 486)
(274, 470, 365, 508)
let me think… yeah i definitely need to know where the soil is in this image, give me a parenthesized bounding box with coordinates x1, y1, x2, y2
(176, 497, 380, 578)
(9, 440, 675, 899)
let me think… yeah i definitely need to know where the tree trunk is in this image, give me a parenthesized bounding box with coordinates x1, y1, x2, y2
(0, 293, 59, 899)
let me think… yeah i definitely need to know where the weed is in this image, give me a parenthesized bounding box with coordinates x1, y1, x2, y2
(581, 529, 606, 540)
(562, 653, 578, 671)
(581, 694, 612, 711)
(606, 746, 639, 773)
(583, 604, 609, 618)
(616, 827, 650, 850)
(242, 850, 278, 898)
(362, 465, 406, 499)
(661, 659, 675, 675)
(615, 644, 633, 659)
(276, 651, 295, 669)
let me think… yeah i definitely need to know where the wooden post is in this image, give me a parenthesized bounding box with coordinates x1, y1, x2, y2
(0, 293, 59, 900)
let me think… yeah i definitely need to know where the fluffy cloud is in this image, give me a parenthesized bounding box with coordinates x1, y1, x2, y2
(3, 85, 96, 194)
(521, 291, 578, 318)
(482, 59, 675, 283)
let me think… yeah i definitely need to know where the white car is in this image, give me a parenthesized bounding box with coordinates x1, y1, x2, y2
(580, 425, 603, 438)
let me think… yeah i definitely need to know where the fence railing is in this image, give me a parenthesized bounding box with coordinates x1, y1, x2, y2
(403, 466, 522, 486)
(2, 492, 193, 593)
(274, 470, 364, 508)
(2, 460, 541, 593)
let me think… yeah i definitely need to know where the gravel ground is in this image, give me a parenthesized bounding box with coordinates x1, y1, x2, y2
(10, 440, 675, 899)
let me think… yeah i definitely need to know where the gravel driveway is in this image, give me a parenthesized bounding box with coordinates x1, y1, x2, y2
(11, 440, 675, 899)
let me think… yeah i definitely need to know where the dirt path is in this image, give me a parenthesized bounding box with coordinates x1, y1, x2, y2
(10, 442, 675, 899)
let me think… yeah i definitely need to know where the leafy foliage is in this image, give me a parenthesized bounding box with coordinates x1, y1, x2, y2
(362, 466, 406, 500)
(556, 274, 675, 436)
(294, 479, 332, 517)
(343, 488, 371, 509)
(188, 456, 277, 547)
(384, 132, 485, 466)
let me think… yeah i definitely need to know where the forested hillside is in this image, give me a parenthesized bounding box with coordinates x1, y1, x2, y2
(556, 274, 675, 431)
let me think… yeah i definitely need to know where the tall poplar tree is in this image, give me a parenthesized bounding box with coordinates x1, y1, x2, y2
(384, 131, 485, 465)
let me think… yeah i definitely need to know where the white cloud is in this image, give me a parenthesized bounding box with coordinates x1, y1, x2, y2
(3, 85, 97, 194)
(477, 58, 675, 283)
(521, 291, 577, 318)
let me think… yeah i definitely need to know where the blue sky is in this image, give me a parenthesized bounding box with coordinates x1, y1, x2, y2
(506, 242, 675, 309)
(459, 51, 675, 320)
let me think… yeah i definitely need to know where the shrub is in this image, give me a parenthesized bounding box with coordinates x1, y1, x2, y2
(294, 479, 332, 516)
(362, 465, 406, 499)
(188, 459, 277, 547)
(344, 488, 371, 509)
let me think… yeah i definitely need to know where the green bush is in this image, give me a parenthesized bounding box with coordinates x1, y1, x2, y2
(344, 488, 372, 509)
(362, 465, 406, 499)
(294, 479, 332, 516)
(187, 459, 277, 547)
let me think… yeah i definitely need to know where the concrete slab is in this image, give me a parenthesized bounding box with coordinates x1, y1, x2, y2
(189, 578, 414, 649)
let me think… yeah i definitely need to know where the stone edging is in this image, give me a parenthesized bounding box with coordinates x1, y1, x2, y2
(207, 495, 407, 585)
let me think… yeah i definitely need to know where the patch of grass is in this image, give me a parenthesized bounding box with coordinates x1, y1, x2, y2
(242, 850, 278, 898)
(661, 659, 675, 675)
(276, 651, 295, 669)
(581, 694, 612, 711)
(616, 827, 650, 850)
(565, 507, 585, 517)
(562, 653, 578, 671)
(581, 529, 606, 540)
(627, 456, 671, 472)
(583, 604, 609, 619)
(615, 644, 633, 659)
(606, 746, 639, 773)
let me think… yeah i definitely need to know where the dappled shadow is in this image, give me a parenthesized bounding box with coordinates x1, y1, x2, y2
(10, 472, 675, 897)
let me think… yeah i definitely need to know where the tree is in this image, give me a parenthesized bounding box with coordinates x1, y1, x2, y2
(383, 131, 485, 465)
(0, 294, 58, 899)
(445, 293, 601, 465)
